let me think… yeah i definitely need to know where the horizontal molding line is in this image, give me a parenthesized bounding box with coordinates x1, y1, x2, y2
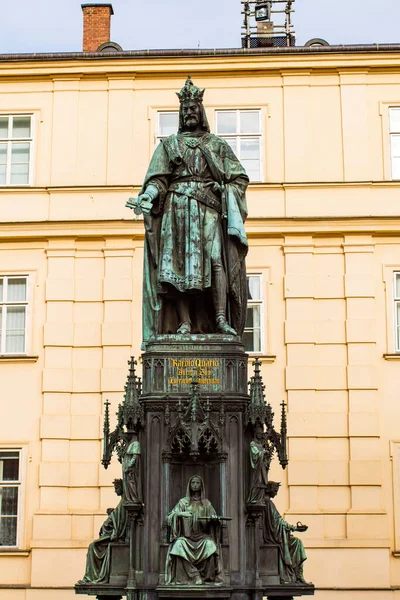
(1, 180, 400, 193)
(1, 585, 400, 591)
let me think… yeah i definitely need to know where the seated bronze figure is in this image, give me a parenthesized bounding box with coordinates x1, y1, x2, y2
(165, 475, 223, 585)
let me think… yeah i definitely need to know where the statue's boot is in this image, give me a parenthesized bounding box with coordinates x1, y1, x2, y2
(216, 316, 237, 336)
(212, 267, 237, 336)
(296, 565, 310, 585)
(176, 297, 191, 334)
(177, 321, 191, 334)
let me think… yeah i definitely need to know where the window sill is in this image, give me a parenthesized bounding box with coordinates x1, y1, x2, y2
(247, 354, 276, 364)
(383, 353, 400, 361)
(0, 355, 38, 363)
(0, 549, 30, 556)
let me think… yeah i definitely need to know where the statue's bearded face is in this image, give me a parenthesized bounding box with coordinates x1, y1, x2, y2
(182, 101, 201, 130)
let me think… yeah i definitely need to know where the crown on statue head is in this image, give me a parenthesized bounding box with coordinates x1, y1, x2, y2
(176, 76, 205, 104)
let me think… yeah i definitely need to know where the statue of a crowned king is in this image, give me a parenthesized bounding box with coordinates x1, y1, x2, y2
(131, 76, 249, 345)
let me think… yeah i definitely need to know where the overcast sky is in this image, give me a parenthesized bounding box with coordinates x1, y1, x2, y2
(1, 0, 399, 54)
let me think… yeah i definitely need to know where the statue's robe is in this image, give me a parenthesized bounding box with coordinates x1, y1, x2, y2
(122, 439, 142, 503)
(141, 131, 249, 345)
(247, 440, 270, 503)
(166, 478, 222, 584)
(78, 501, 128, 585)
(263, 498, 307, 584)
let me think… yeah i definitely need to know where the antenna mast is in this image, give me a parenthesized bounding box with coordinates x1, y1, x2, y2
(241, 1, 296, 49)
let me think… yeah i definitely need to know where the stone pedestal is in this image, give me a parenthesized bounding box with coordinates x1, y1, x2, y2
(76, 336, 314, 600)
(140, 336, 248, 600)
(142, 335, 248, 397)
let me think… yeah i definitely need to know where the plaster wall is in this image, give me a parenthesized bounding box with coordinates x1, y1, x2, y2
(1, 53, 400, 596)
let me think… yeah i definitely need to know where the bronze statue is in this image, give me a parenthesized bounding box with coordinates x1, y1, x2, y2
(263, 482, 309, 585)
(78, 479, 128, 585)
(248, 422, 273, 504)
(122, 434, 142, 503)
(127, 76, 249, 344)
(165, 475, 224, 585)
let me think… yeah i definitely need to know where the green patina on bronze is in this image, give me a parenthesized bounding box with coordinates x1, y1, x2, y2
(127, 76, 249, 346)
(165, 475, 223, 585)
(263, 482, 309, 586)
(78, 479, 128, 585)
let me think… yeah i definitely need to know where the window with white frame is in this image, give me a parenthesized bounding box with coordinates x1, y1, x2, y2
(0, 276, 29, 354)
(243, 274, 263, 353)
(0, 115, 33, 186)
(0, 450, 21, 547)
(215, 110, 262, 182)
(157, 112, 179, 143)
(389, 108, 400, 179)
(394, 272, 400, 351)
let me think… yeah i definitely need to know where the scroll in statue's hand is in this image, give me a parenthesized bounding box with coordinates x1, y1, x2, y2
(137, 193, 153, 215)
(125, 194, 153, 216)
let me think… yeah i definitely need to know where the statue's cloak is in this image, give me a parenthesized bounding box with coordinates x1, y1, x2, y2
(140, 132, 249, 346)
(78, 500, 128, 584)
(165, 476, 222, 584)
(263, 499, 306, 583)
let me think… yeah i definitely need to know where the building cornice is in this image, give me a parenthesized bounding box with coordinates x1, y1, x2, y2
(1, 46, 400, 79)
(0, 216, 399, 241)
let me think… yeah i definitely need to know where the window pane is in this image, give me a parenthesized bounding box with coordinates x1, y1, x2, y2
(242, 159, 260, 181)
(159, 113, 179, 137)
(0, 279, 3, 302)
(10, 164, 29, 185)
(397, 304, 400, 347)
(395, 275, 400, 299)
(392, 156, 400, 180)
(240, 138, 260, 159)
(246, 305, 261, 329)
(5, 306, 26, 353)
(243, 329, 261, 353)
(0, 487, 18, 516)
(0, 516, 17, 546)
(390, 108, 400, 133)
(11, 143, 29, 164)
(247, 276, 261, 300)
(240, 111, 260, 134)
(11, 143, 30, 183)
(7, 278, 27, 302)
(0, 455, 19, 481)
(391, 135, 400, 158)
(216, 112, 236, 134)
(12, 117, 31, 139)
(222, 137, 237, 154)
(0, 144, 6, 185)
(0, 118, 8, 139)
(0, 144, 6, 165)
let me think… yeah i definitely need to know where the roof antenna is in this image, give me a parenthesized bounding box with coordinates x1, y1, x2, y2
(241, 1, 296, 49)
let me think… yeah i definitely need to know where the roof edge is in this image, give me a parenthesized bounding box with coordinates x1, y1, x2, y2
(1, 43, 400, 62)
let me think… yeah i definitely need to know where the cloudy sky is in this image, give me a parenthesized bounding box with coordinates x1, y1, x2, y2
(1, 0, 399, 54)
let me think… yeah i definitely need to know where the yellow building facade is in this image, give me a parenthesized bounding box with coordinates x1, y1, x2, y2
(1, 46, 400, 599)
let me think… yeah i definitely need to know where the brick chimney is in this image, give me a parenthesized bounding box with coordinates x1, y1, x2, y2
(81, 4, 114, 52)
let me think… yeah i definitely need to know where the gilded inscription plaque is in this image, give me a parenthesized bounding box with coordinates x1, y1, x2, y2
(169, 358, 221, 386)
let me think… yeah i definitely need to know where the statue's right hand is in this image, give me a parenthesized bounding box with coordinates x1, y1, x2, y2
(137, 193, 153, 215)
(178, 511, 192, 517)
